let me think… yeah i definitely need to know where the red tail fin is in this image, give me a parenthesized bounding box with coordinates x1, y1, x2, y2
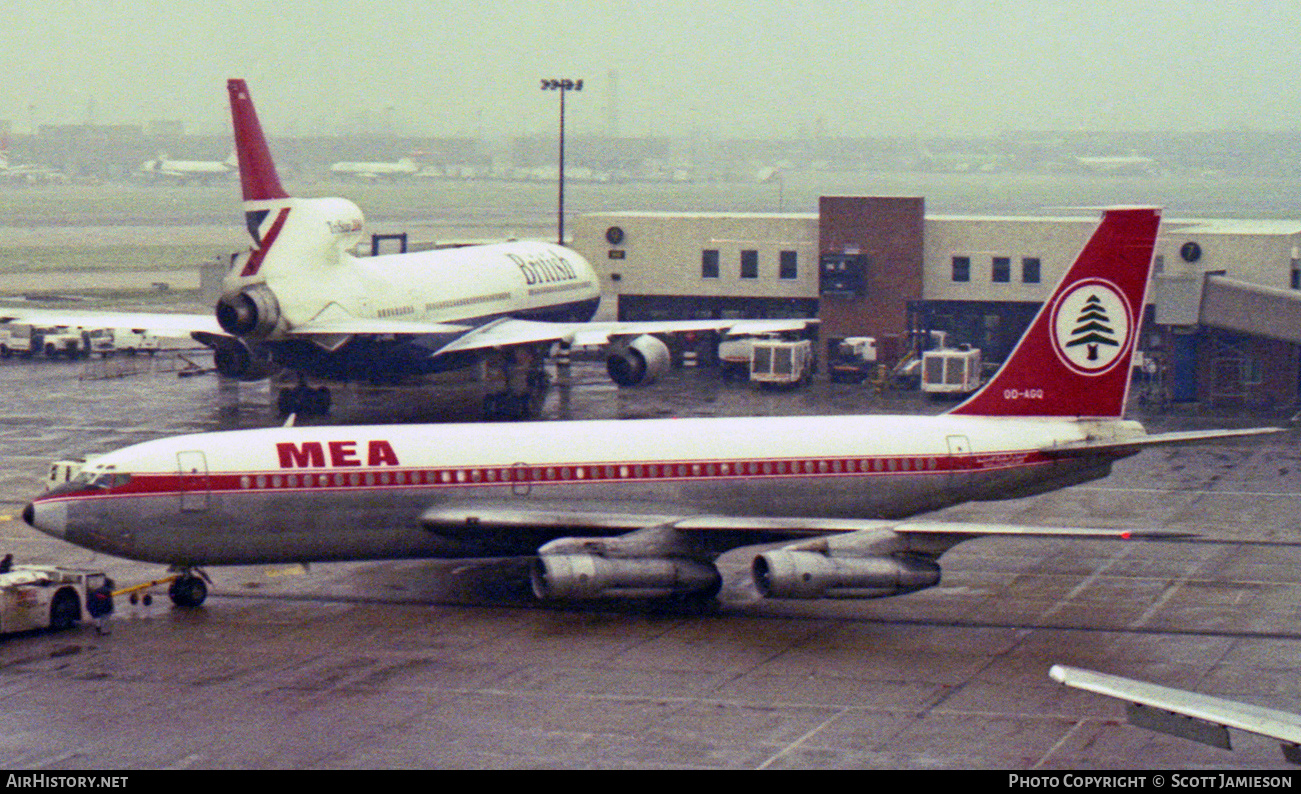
(949, 207, 1161, 418)
(227, 79, 288, 202)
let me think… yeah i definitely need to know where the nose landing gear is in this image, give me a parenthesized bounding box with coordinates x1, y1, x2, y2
(168, 569, 211, 608)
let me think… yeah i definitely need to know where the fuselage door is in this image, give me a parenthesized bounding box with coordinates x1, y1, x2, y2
(511, 462, 531, 497)
(946, 435, 971, 456)
(177, 450, 210, 512)
(945, 434, 973, 493)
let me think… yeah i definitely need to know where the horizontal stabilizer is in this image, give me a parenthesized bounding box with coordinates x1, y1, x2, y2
(1041, 426, 1283, 457)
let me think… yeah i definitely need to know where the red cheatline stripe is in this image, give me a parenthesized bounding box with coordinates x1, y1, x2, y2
(39, 451, 1052, 502)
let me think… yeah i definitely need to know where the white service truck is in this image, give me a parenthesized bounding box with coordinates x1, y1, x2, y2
(921, 346, 983, 396)
(0, 565, 113, 633)
(0, 324, 35, 358)
(750, 338, 814, 387)
(38, 327, 88, 359)
(111, 329, 162, 356)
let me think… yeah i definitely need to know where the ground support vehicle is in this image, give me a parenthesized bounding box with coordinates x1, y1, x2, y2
(0, 565, 112, 633)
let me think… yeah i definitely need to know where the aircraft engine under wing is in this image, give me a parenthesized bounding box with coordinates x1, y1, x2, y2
(421, 506, 1146, 602)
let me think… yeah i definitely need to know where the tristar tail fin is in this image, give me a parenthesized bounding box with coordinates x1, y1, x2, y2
(219, 80, 363, 294)
(949, 207, 1161, 419)
(227, 79, 288, 202)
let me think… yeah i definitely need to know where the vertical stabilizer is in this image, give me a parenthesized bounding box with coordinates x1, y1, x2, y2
(949, 207, 1161, 418)
(227, 79, 288, 202)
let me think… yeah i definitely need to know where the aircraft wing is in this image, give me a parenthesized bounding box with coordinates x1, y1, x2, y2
(421, 507, 1141, 538)
(421, 506, 1146, 557)
(565, 317, 817, 348)
(290, 318, 472, 337)
(1050, 664, 1301, 763)
(0, 307, 224, 335)
(426, 316, 819, 356)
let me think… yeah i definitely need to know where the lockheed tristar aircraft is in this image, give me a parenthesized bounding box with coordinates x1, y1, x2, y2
(23, 207, 1280, 610)
(1, 79, 814, 420)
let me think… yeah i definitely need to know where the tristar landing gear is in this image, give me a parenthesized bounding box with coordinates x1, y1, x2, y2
(482, 346, 550, 420)
(277, 381, 331, 417)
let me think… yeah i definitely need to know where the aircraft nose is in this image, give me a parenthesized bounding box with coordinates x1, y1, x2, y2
(22, 500, 66, 538)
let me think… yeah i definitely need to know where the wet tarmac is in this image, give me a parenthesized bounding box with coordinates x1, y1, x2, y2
(1, 355, 1300, 769)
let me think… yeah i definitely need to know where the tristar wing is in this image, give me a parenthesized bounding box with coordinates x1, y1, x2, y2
(291, 317, 473, 337)
(565, 317, 817, 348)
(429, 318, 577, 355)
(0, 308, 223, 335)
(1050, 664, 1301, 764)
(428, 317, 817, 355)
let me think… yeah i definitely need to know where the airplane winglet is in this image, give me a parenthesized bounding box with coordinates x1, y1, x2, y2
(227, 79, 289, 202)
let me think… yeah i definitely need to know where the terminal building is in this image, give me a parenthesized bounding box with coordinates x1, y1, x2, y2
(571, 196, 1301, 407)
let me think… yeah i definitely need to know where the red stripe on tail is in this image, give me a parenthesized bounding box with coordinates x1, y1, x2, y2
(227, 79, 289, 202)
(949, 207, 1161, 418)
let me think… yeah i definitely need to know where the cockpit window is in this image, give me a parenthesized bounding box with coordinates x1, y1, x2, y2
(49, 471, 130, 496)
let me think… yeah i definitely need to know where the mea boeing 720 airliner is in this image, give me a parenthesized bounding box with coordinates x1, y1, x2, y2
(23, 208, 1278, 610)
(1, 79, 814, 420)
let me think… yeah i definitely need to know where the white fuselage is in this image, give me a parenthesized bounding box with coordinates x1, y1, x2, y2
(28, 414, 1143, 566)
(289, 241, 600, 329)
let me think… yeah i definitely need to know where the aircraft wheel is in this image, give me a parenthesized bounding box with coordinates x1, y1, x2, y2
(276, 388, 298, 416)
(169, 575, 208, 608)
(49, 589, 81, 631)
(307, 387, 331, 416)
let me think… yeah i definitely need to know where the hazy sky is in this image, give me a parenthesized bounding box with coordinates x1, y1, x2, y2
(6, 1, 1301, 139)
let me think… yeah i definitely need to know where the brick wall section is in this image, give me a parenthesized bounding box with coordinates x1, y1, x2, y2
(817, 196, 925, 349)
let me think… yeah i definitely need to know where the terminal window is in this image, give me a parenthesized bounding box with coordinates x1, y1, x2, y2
(702, 249, 720, 279)
(992, 257, 1011, 283)
(779, 250, 798, 280)
(951, 256, 970, 283)
(1022, 257, 1041, 283)
(741, 250, 758, 279)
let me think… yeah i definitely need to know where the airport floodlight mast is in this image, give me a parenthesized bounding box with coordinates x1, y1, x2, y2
(541, 78, 583, 245)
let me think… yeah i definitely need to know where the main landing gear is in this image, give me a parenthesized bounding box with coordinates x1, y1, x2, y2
(483, 369, 549, 420)
(277, 381, 331, 416)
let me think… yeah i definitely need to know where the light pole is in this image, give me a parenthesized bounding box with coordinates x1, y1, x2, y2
(540, 78, 582, 245)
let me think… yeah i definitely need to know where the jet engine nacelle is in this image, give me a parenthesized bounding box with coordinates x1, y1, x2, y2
(216, 283, 282, 338)
(606, 334, 670, 386)
(752, 551, 940, 599)
(211, 337, 276, 381)
(531, 554, 721, 600)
